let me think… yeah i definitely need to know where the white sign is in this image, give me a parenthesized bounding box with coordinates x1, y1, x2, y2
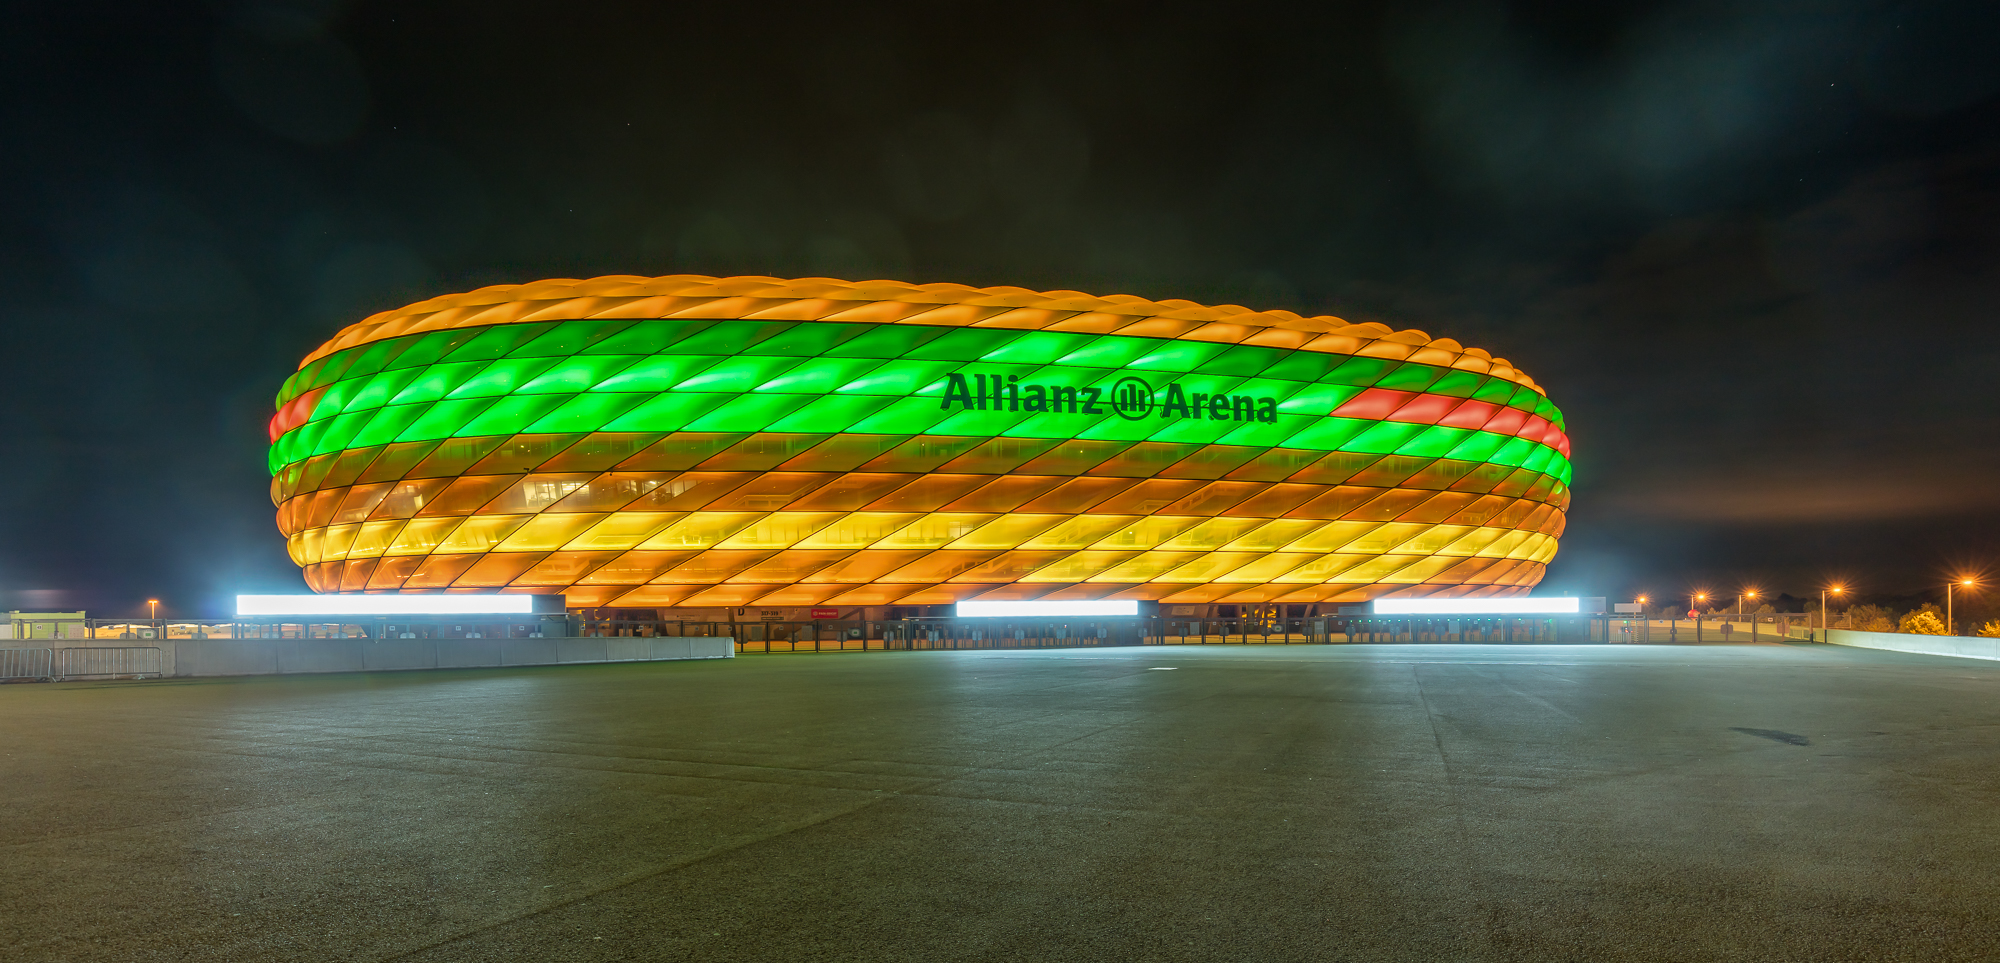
(235, 594, 537, 617)
(1372, 597, 1582, 616)
(956, 600, 1140, 618)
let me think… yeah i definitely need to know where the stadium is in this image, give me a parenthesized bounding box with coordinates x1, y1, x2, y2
(267, 275, 1570, 620)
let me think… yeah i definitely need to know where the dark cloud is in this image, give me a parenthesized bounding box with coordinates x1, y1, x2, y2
(1, 0, 1997, 614)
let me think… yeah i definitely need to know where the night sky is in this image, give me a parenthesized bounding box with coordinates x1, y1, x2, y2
(5, 0, 1998, 618)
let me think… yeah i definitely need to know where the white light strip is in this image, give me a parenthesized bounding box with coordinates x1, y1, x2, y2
(235, 594, 538, 617)
(956, 600, 1140, 618)
(1372, 598, 1582, 616)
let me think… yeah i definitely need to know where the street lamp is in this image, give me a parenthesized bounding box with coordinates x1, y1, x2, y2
(1947, 578, 1977, 636)
(1738, 588, 1760, 616)
(147, 599, 158, 622)
(1821, 585, 1845, 638)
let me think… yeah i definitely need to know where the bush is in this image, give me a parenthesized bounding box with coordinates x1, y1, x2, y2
(1900, 609, 1948, 636)
(1978, 620, 2000, 639)
(1848, 604, 1895, 633)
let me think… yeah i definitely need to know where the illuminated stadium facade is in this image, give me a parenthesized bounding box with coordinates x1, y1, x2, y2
(268, 276, 1569, 617)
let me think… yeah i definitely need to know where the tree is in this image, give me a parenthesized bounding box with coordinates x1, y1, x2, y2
(1848, 604, 1894, 633)
(1978, 620, 2000, 639)
(1900, 607, 1948, 636)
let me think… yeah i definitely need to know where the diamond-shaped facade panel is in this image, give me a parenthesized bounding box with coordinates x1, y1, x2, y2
(270, 276, 1570, 611)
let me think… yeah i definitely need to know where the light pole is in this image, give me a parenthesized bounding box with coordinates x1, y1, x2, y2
(1947, 578, 1977, 636)
(1637, 595, 1650, 642)
(1693, 592, 1708, 643)
(1821, 585, 1844, 640)
(147, 599, 158, 622)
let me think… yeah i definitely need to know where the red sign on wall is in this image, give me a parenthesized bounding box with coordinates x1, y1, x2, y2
(810, 608, 840, 620)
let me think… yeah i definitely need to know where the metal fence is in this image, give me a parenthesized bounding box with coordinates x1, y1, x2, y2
(1, 648, 54, 681)
(0, 647, 164, 682)
(56, 647, 163, 680)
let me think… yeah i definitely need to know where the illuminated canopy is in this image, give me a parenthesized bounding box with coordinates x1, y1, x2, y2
(267, 275, 1570, 608)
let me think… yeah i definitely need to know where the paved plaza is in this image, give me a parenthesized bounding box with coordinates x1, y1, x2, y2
(5, 643, 2000, 961)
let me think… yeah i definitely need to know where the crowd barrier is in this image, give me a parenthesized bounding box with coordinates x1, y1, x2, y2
(0, 647, 161, 682)
(0, 647, 53, 681)
(59, 647, 162, 679)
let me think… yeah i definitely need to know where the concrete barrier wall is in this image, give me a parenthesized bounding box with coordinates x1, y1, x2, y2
(1828, 629, 2000, 662)
(171, 636, 733, 678)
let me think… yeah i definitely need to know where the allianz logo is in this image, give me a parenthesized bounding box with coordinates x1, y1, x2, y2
(938, 372, 1279, 424)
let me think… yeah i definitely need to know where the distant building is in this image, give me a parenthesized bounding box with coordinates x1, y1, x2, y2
(3, 611, 88, 640)
(267, 276, 1570, 619)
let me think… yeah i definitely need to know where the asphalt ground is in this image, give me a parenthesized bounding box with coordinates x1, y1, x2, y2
(5, 642, 2000, 962)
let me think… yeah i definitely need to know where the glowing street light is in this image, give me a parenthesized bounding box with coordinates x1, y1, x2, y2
(1737, 588, 1760, 616)
(147, 599, 159, 622)
(1947, 578, 1978, 636)
(1821, 584, 1845, 637)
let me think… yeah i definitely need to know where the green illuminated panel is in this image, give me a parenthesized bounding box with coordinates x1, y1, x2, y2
(388, 361, 488, 406)
(384, 329, 484, 371)
(446, 358, 562, 398)
(398, 398, 498, 442)
(509, 319, 641, 357)
(527, 393, 650, 434)
(347, 404, 430, 449)
(516, 355, 642, 394)
(342, 368, 425, 413)
(592, 355, 719, 392)
(455, 394, 573, 436)
(442, 323, 557, 363)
